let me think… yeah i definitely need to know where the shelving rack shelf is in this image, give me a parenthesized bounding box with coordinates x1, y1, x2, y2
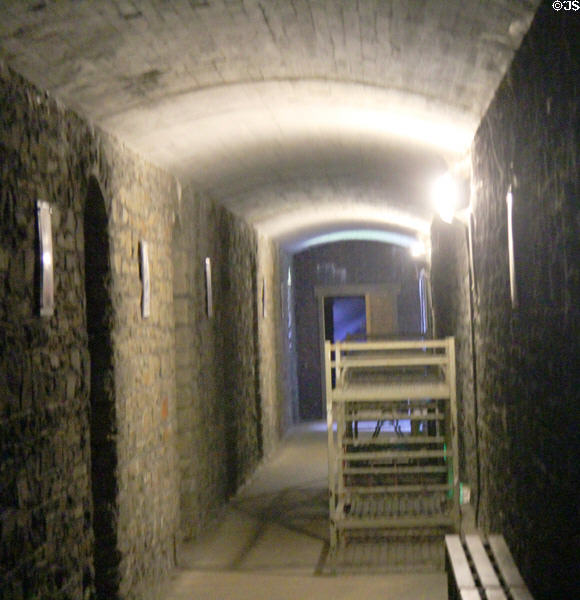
(325, 337, 460, 565)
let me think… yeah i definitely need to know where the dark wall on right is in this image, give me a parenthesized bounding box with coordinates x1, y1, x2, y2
(431, 3, 579, 598)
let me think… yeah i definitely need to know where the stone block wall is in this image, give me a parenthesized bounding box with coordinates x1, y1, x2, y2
(217, 208, 262, 495)
(257, 236, 296, 458)
(0, 66, 94, 599)
(280, 251, 300, 428)
(430, 3, 579, 597)
(98, 136, 179, 600)
(0, 65, 180, 600)
(172, 186, 296, 541)
(172, 191, 227, 540)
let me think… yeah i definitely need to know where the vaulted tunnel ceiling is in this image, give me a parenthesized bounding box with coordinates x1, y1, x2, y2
(0, 0, 539, 251)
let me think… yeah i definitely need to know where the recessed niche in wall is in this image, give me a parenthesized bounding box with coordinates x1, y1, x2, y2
(205, 257, 213, 318)
(139, 240, 150, 318)
(84, 176, 120, 597)
(36, 199, 54, 317)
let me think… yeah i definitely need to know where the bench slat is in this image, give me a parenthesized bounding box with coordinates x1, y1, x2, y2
(465, 534, 500, 588)
(459, 590, 481, 600)
(487, 535, 526, 587)
(510, 588, 535, 600)
(447, 534, 534, 600)
(488, 535, 534, 599)
(445, 535, 475, 588)
(484, 590, 507, 600)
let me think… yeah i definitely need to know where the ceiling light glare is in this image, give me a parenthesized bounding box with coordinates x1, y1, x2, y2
(432, 172, 458, 224)
(410, 241, 426, 258)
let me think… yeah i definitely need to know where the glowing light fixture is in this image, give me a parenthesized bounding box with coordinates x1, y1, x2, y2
(297, 229, 417, 251)
(37, 200, 54, 317)
(432, 172, 458, 224)
(410, 240, 427, 258)
(204, 257, 213, 318)
(139, 240, 150, 319)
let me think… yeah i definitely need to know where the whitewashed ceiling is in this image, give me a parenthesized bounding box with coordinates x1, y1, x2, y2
(0, 0, 539, 249)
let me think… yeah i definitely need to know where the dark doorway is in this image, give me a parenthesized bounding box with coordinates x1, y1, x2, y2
(323, 296, 366, 342)
(84, 177, 120, 599)
(322, 295, 367, 392)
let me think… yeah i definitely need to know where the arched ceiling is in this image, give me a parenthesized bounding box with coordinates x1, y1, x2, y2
(0, 0, 539, 251)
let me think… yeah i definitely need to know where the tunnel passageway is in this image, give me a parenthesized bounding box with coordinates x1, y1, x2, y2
(165, 422, 448, 600)
(0, 2, 577, 599)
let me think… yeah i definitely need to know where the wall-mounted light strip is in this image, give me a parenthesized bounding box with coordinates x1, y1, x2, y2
(139, 240, 150, 318)
(204, 257, 213, 318)
(419, 269, 428, 335)
(261, 277, 266, 319)
(37, 200, 54, 317)
(506, 186, 518, 309)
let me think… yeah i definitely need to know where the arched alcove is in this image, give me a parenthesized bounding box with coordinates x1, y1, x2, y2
(84, 176, 120, 599)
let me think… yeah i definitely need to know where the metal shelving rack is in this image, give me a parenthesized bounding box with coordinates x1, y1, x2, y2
(325, 337, 460, 563)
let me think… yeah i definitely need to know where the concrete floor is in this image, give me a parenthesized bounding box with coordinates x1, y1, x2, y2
(165, 422, 448, 600)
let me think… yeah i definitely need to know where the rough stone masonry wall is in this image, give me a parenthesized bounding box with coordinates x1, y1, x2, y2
(172, 191, 227, 540)
(172, 187, 296, 540)
(256, 235, 296, 458)
(100, 134, 178, 600)
(431, 3, 579, 598)
(279, 250, 300, 426)
(0, 64, 180, 600)
(218, 208, 263, 494)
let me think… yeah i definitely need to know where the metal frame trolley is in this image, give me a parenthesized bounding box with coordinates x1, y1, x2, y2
(325, 337, 460, 567)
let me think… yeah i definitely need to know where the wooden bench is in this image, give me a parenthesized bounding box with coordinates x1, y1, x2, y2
(445, 534, 534, 600)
